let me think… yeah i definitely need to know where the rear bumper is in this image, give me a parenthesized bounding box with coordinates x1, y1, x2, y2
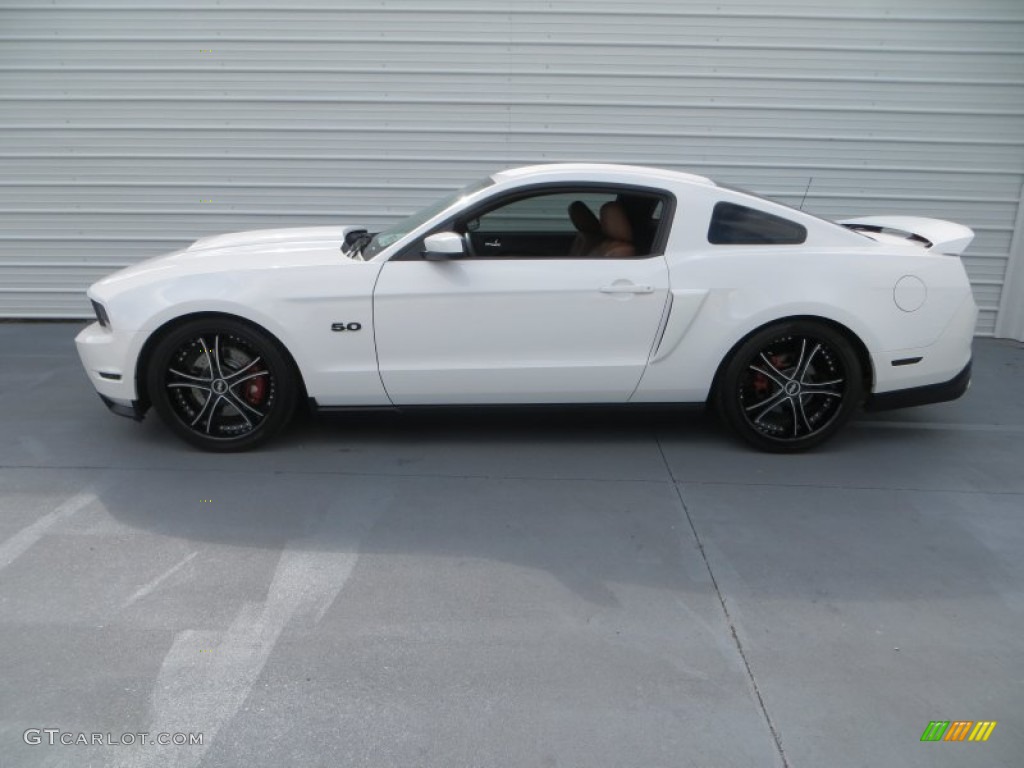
(865, 360, 971, 411)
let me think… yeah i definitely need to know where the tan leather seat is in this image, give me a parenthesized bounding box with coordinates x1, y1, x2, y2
(568, 201, 602, 257)
(589, 202, 636, 258)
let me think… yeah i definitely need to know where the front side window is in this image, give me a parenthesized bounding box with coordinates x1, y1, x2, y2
(708, 202, 807, 245)
(472, 191, 613, 235)
(466, 191, 623, 258)
(396, 185, 672, 260)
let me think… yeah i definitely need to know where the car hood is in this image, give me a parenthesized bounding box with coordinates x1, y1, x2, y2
(185, 225, 358, 254)
(91, 225, 368, 293)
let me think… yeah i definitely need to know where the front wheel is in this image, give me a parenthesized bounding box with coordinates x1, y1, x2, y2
(146, 318, 298, 451)
(716, 321, 864, 452)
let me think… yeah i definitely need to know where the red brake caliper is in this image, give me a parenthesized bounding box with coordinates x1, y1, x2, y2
(244, 372, 268, 406)
(753, 354, 788, 395)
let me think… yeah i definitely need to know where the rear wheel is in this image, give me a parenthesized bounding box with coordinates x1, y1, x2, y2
(146, 318, 297, 451)
(716, 321, 864, 452)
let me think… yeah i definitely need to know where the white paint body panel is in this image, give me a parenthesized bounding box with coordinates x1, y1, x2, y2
(79, 225, 391, 406)
(374, 257, 669, 403)
(76, 164, 977, 414)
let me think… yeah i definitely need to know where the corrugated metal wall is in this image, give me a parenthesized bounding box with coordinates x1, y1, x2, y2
(2, 0, 1023, 336)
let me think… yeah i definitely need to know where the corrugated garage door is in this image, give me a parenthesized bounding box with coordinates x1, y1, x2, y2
(2, 0, 1022, 337)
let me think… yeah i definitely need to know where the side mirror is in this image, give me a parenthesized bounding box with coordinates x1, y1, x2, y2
(421, 232, 465, 261)
(343, 228, 368, 248)
(341, 228, 368, 254)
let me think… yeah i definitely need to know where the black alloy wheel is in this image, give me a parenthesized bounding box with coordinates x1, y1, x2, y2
(717, 321, 864, 452)
(147, 318, 297, 451)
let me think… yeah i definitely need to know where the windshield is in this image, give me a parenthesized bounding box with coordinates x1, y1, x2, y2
(360, 176, 494, 259)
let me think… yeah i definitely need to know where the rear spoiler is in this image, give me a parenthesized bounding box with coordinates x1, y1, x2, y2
(838, 216, 974, 255)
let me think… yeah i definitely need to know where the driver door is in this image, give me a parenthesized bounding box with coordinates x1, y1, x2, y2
(372, 187, 671, 405)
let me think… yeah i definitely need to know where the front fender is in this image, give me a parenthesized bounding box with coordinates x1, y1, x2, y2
(98, 264, 390, 407)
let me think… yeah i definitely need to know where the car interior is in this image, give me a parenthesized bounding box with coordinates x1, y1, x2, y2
(452, 189, 669, 259)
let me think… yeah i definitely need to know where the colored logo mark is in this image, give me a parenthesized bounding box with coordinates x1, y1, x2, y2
(921, 720, 997, 742)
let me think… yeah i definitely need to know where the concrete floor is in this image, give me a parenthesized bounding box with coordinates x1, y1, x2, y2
(0, 322, 1021, 767)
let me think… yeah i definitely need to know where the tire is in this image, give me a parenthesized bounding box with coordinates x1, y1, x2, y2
(716, 320, 864, 453)
(146, 317, 298, 451)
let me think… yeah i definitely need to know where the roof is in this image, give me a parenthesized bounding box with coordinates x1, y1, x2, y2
(490, 163, 716, 188)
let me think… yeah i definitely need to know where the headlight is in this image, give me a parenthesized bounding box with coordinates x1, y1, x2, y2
(91, 299, 110, 328)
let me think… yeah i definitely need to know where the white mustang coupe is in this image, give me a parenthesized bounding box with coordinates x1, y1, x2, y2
(76, 164, 977, 452)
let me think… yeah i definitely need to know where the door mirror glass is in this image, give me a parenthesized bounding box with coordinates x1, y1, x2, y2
(422, 232, 466, 260)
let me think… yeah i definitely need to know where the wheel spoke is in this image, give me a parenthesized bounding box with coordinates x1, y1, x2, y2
(795, 395, 814, 435)
(745, 389, 786, 414)
(197, 336, 214, 377)
(189, 393, 214, 427)
(788, 398, 805, 438)
(205, 394, 226, 434)
(223, 356, 263, 381)
(802, 389, 843, 399)
(167, 382, 211, 393)
(792, 338, 807, 381)
(758, 352, 790, 381)
(222, 387, 263, 419)
(168, 367, 212, 383)
(226, 370, 269, 387)
(749, 364, 786, 389)
(212, 334, 226, 379)
(797, 343, 821, 383)
(225, 394, 254, 428)
(751, 393, 789, 425)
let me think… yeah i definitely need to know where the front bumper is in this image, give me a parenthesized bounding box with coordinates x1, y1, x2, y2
(98, 393, 147, 421)
(864, 360, 971, 411)
(75, 321, 148, 417)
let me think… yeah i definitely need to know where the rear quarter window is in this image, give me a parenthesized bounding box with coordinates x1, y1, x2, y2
(708, 202, 807, 245)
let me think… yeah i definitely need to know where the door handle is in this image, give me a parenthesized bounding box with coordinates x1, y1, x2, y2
(484, 239, 501, 248)
(600, 283, 654, 294)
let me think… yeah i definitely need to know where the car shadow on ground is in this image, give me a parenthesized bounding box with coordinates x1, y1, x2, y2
(85, 402, 1021, 611)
